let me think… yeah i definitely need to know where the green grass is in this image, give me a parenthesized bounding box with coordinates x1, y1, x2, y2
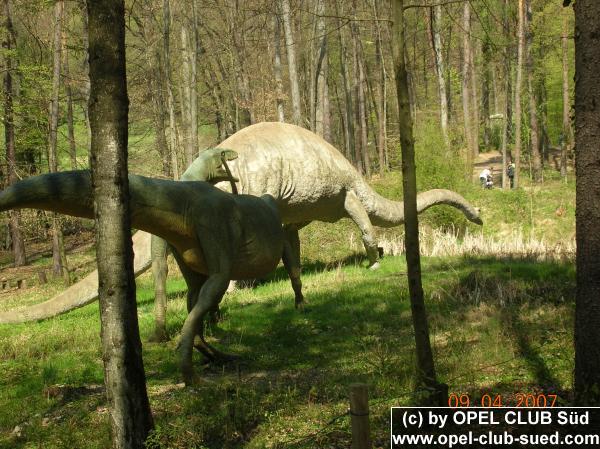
(0, 253, 575, 448)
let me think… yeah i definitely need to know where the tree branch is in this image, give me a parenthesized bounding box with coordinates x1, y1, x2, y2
(404, 0, 468, 11)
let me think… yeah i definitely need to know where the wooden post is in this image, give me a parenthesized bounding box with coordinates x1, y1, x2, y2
(349, 383, 371, 449)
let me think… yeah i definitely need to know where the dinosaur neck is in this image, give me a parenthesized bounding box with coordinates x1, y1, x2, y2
(0, 171, 194, 243)
(354, 180, 481, 227)
(0, 171, 95, 219)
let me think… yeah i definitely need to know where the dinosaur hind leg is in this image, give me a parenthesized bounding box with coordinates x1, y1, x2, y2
(344, 191, 380, 269)
(178, 272, 229, 385)
(282, 227, 304, 309)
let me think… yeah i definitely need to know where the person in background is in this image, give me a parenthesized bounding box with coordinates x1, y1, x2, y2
(507, 161, 515, 189)
(479, 167, 492, 188)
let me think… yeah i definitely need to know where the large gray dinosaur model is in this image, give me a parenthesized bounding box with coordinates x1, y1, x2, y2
(0, 170, 292, 384)
(0, 122, 482, 326)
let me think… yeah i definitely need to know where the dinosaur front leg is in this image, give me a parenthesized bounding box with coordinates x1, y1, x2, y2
(343, 191, 380, 269)
(149, 235, 169, 342)
(282, 227, 304, 309)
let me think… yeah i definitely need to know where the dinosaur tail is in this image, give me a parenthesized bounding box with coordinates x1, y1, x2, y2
(354, 181, 482, 228)
(0, 171, 154, 324)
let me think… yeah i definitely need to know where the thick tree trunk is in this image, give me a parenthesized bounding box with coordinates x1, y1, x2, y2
(274, 15, 285, 122)
(574, 0, 600, 406)
(2, 0, 26, 267)
(561, 10, 572, 179)
(49, 0, 69, 284)
(526, 0, 541, 182)
(514, 0, 525, 189)
(87, 1, 154, 446)
(392, 0, 445, 406)
(280, 0, 302, 126)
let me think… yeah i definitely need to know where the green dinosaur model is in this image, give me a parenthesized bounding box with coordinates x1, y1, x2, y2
(0, 122, 482, 327)
(0, 170, 293, 384)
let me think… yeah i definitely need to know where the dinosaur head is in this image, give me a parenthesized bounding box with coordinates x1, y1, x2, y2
(181, 147, 239, 183)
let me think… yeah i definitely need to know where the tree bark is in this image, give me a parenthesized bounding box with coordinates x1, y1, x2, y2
(372, 0, 387, 172)
(162, 0, 179, 179)
(63, 23, 77, 170)
(2, 0, 26, 267)
(470, 38, 480, 157)
(274, 14, 285, 122)
(392, 0, 444, 406)
(352, 13, 370, 178)
(280, 0, 302, 126)
(561, 9, 572, 179)
(514, 0, 525, 189)
(482, 39, 492, 149)
(49, 0, 69, 284)
(526, 0, 541, 182)
(336, 0, 356, 167)
(431, 3, 449, 147)
(87, 0, 154, 445)
(461, 2, 474, 172)
(574, 0, 600, 406)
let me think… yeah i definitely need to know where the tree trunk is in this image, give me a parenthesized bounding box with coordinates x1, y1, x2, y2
(336, 0, 356, 167)
(280, 0, 302, 126)
(470, 39, 480, 157)
(151, 50, 171, 178)
(312, 0, 328, 140)
(482, 39, 492, 149)
(526, 0, 542, 182)
(63, 27, 77, 170)
(49, 0, 69, 284)
(574, 0, 600, 406)
(163, 0, 179, 179)
(87, 1, 154, 445)
(561, 9, 572, 179)
(2, 0, 26, 267)
(372, 0, 387, 172)
(514, 0, 525, 189)
(80, 0, 92, 156)
(431, 3, 449, 147)
(392, 0, 445, 406)
(352, 16, 370, 178)
(180, 24, 194, 165)
(274, 14, 285, 122)
(461, 3, 473, 172)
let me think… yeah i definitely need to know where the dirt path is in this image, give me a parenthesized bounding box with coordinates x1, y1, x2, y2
(473, 150, 503, 186)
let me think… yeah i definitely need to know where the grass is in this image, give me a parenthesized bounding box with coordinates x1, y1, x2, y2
(0, 251, 575, 448)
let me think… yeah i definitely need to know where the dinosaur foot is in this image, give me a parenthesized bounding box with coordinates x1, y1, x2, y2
(368, 261, 381, 271)
(294, 298, 307, 311)
(194, 341, 240, 364)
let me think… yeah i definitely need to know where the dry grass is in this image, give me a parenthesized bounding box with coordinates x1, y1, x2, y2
(369, 228, 575, 262)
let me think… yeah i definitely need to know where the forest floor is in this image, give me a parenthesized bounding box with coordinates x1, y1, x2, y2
(0, 166, 576, 449)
